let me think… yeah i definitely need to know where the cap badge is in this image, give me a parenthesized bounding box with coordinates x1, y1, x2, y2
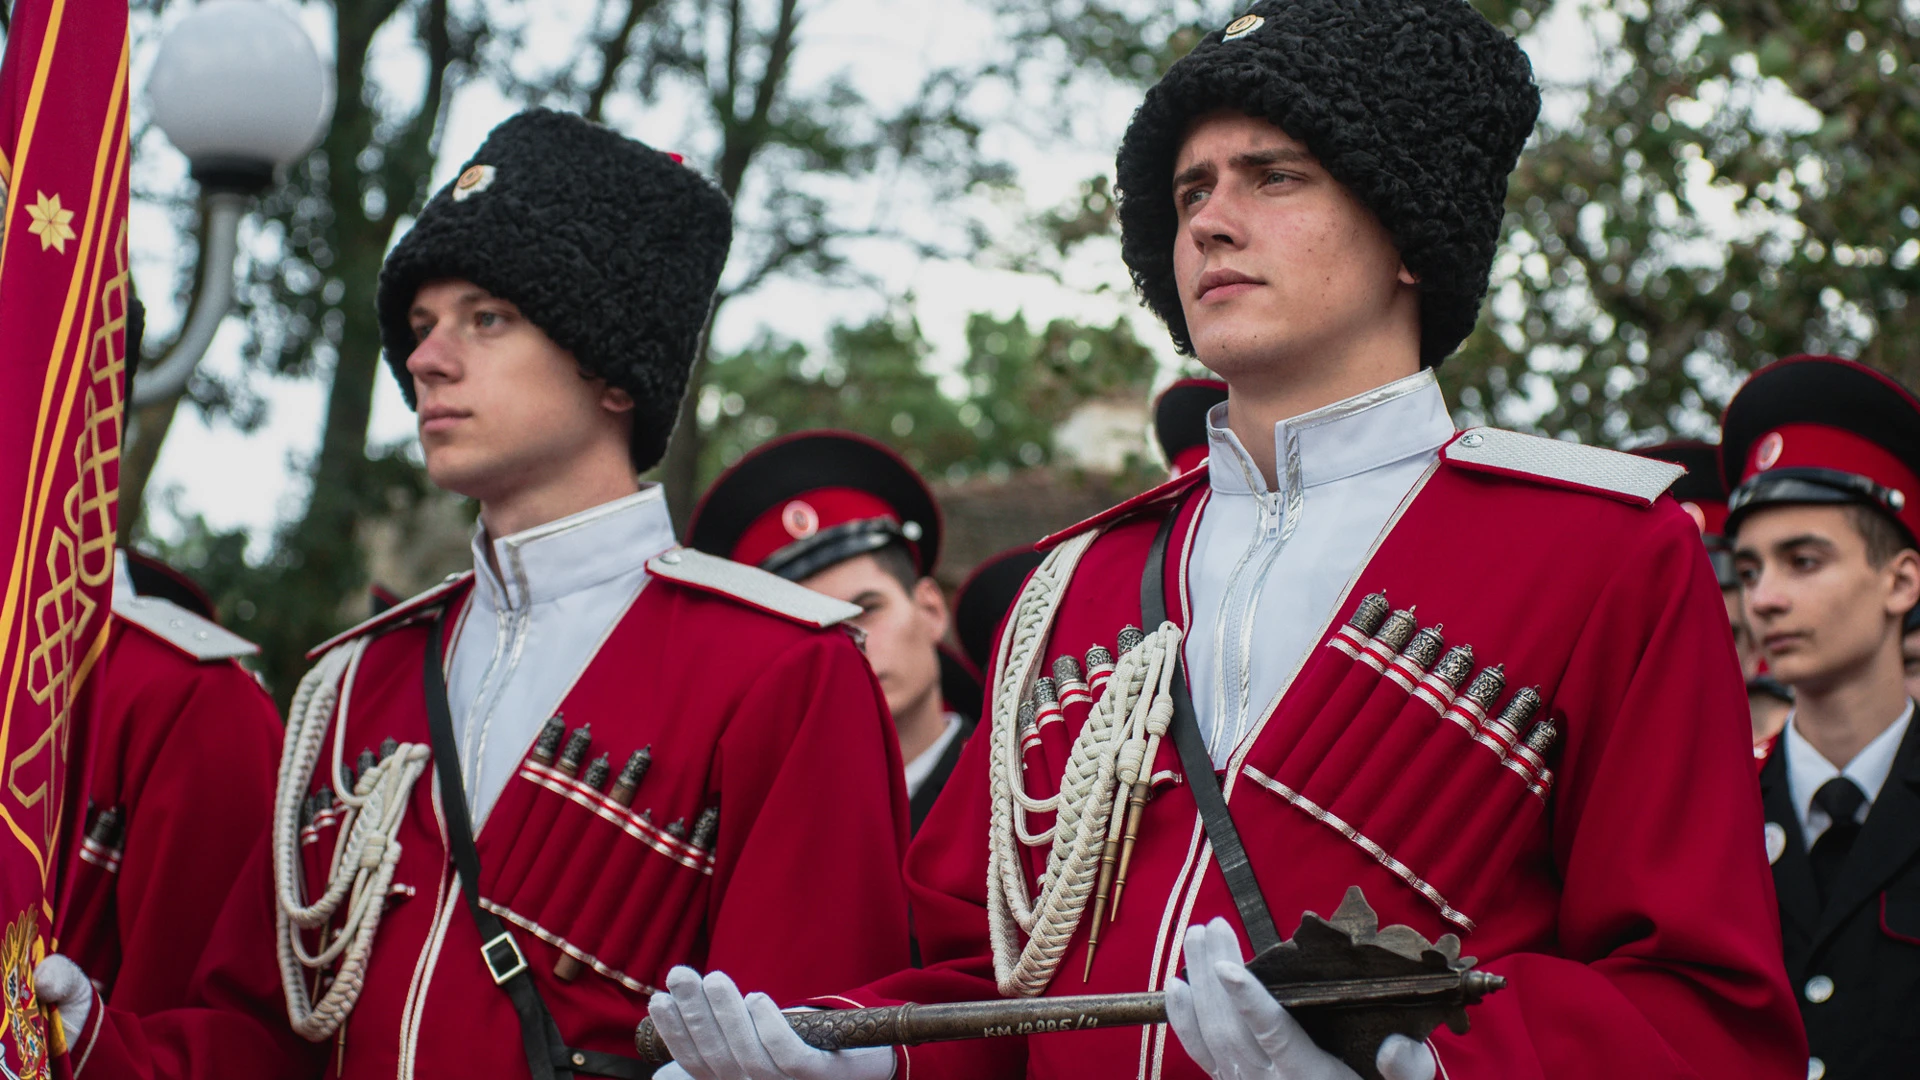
(781, 499, 820, 540)
(1755, 431, 1785, 471)
(1223, 13, 1264, 41)
(452, 164, 497, 202)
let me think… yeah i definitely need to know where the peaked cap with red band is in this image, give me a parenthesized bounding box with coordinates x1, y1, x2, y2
(688, 430, 942, 582)
(951, 545, 1046, 676)
(122, 550, 219, 622)
(1632, 441, 1729, 538)
(1721, 355, 1920, 545)
(1154, 377, 1229, 477)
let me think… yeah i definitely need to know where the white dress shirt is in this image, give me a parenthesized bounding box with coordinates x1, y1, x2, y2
(903, 712, 965, 798)
(1785, 700, 1913, 845)
(446, 487, 677, 823)
(1185, 370, 1456, 767)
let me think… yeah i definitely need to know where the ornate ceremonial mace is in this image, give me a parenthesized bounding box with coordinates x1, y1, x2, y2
(635, 889, 1506, 1080)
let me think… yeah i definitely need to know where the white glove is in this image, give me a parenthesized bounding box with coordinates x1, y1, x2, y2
(1165, 918, 1436, 1080)
(34, 954, 93, 1050)
(647, 967, 895, 1080)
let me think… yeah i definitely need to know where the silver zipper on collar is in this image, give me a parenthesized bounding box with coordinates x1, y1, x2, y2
(1207, 427, 1304, 762)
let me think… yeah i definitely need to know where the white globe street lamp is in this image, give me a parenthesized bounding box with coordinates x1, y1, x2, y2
(136, 0, 334, 408)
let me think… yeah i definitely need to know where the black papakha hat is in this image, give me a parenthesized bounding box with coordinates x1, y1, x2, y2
(377, 108, 732, 472)
(1114, 0, 1540, 367)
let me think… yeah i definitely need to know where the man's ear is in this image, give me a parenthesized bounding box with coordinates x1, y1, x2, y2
(1887, 548, 1920, 617)
(912, 576, 949, 629)
(601, 385, 636, 415)
(1397, 262, 1419, 286)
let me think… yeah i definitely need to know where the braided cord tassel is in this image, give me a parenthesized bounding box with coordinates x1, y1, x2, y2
(271, 637, 433, 1042)
(990, 598, 1184, 997)
(989, 535, 1093, 981)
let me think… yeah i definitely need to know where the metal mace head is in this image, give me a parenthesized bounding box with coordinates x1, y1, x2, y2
(1240, 888, 1498, 1080)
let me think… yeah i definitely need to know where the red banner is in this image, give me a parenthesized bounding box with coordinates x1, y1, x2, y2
(0, 0, 128, 1073)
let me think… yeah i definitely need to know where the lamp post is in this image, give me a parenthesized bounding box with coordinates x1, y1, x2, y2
(136, 0, 332, 408)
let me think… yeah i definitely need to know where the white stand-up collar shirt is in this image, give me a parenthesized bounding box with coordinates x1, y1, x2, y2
(1785, 700, 1913, 845)
(1185, 370, 1456, 767)
(446, 487, 677, 822)
(903, 712, 965, 798)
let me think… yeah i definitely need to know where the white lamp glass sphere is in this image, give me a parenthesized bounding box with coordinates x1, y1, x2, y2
(148, 0, 333, 177)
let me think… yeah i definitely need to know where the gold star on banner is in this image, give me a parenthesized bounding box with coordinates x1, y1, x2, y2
(26, 191, 76, 254)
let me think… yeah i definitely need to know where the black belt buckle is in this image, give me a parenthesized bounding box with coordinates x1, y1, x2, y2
(483, 929, 529, 984)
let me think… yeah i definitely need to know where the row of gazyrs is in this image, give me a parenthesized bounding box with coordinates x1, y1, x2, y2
(298, 722, 721, 852)
(1008, 595, 1563, 800)
(526, 716, 720, 852)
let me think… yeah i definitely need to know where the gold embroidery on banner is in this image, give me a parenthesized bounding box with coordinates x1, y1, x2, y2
(0, 911, 48, 1077)
(12, 223, 124, 853)
(22, 192, 73, 254)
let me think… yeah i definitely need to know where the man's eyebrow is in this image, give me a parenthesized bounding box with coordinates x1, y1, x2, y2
(1231, 147, 1314, 169)
(1774, 534, 1836, 555)
(409, 290, 490, 321)
(1171, 160, 1215, 191)
(1172, 146, 1316, 191)
(849, 590, 886, 608)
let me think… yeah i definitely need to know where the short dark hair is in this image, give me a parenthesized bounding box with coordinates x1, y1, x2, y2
(868, 542, 921, 595)
(1844, 504, 1915, 567)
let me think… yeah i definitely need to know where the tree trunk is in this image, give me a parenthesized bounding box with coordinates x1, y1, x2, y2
(116, 395, 181, 543)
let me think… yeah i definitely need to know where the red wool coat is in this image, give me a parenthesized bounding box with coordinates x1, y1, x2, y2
(823, 430, 1806, 1080)
(56, 604, 281, 1014)
(70, 552, 913, 1078)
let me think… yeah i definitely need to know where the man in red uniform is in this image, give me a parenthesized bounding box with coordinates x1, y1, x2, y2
(1723, 356, 1920, 1080)
(54, 550, 281, 1015)
(689, 432, 973, 832)
(38, 108, 911, 1079)
(648, 2, 1802, 1078)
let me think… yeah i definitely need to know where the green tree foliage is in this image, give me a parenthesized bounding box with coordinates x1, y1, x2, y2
(1010, 0, 1920, 445)
(699, 311, 1162, 486)
(1446, 0, 1920, 443)
(125, 0, 1014, 705)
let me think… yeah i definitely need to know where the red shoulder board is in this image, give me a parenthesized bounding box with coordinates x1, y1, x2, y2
(306, 571, 474, 660)
(1441, 427, 1683, 508)
(1037, 467, 1209, 552)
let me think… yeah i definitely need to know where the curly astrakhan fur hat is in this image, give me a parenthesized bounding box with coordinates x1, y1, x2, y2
(377, 108, 732, 471)
(1115, 0, 1539, 367)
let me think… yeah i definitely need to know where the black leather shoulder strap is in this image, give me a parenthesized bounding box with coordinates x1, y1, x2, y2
(1141, 509, 1282, 955)
(423, 610, 649, 1080)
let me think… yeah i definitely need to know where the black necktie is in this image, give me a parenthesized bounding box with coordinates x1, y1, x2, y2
(1809, 777, 1868, 907)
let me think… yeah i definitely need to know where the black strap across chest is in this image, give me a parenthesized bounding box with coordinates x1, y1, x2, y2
(1141, 509, 1283, 955)
(423, 610, 650, 1080)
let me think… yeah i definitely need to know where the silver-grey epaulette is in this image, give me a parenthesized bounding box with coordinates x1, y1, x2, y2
(646, 548, 861, 628)
(1443, 427, 1685, 507)
(113, 594, 260, 662)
